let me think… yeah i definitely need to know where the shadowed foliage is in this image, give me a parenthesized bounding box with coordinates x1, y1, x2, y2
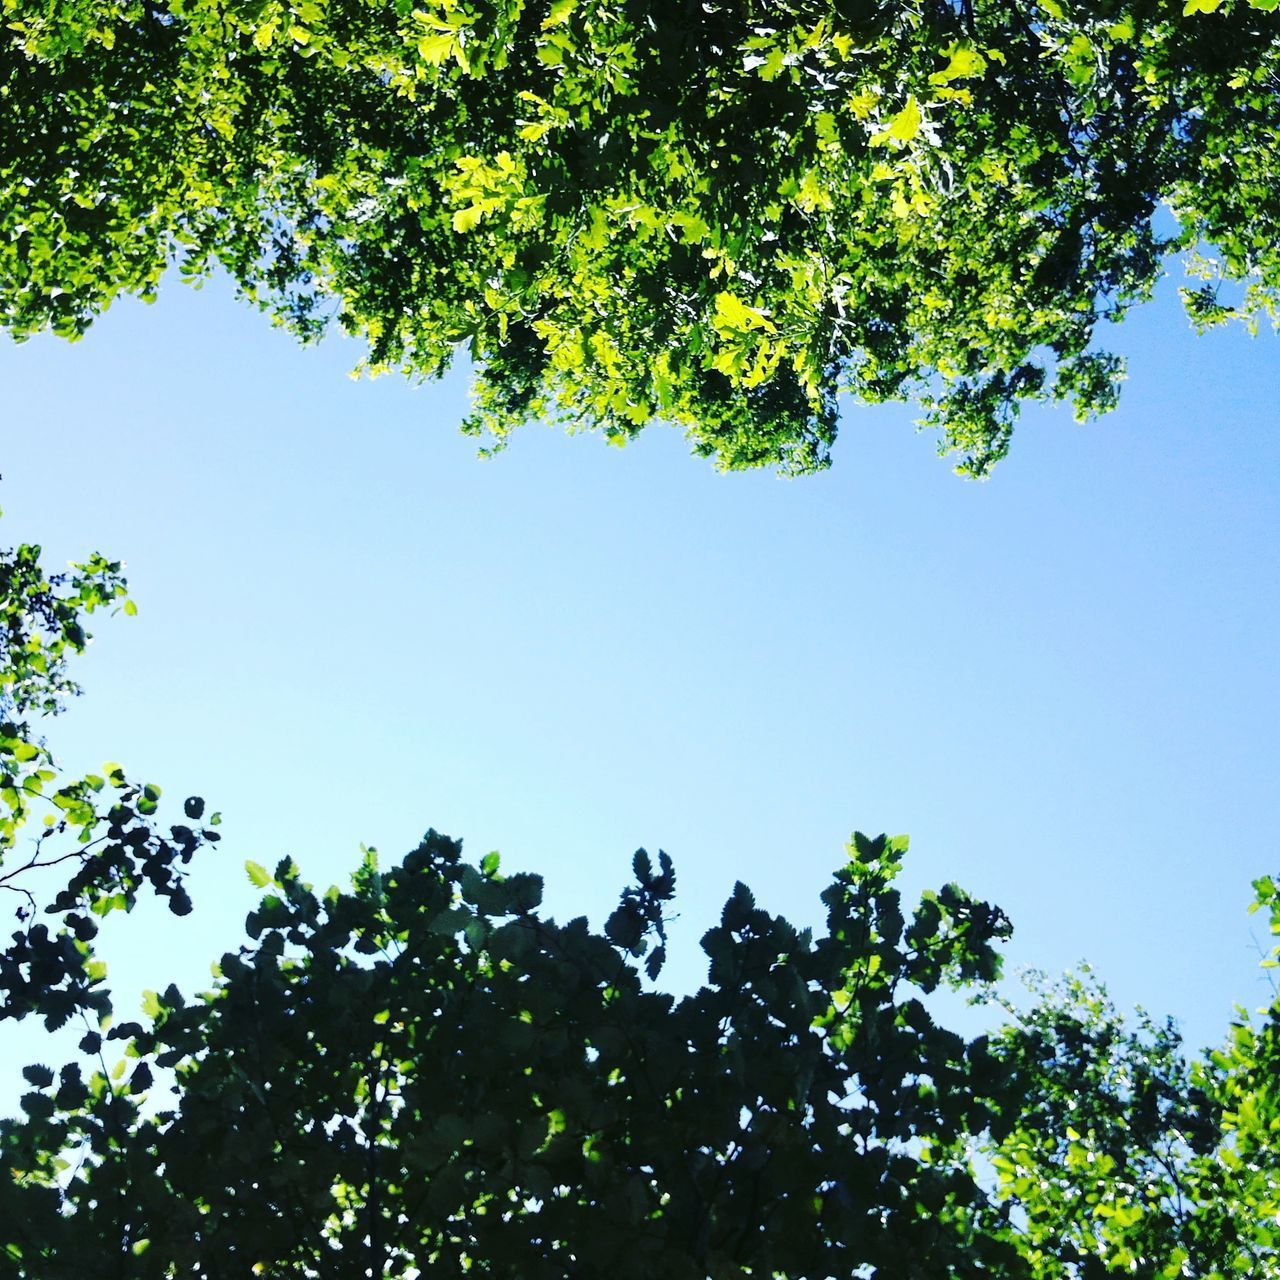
(1, 542, 1278, 1276)
(2, 829, 1025, 1277)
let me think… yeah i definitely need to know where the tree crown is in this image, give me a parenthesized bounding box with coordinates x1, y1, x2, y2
(5, 0, 1279, 472)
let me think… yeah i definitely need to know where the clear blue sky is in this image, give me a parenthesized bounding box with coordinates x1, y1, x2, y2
(2, 268, 1278, 1098)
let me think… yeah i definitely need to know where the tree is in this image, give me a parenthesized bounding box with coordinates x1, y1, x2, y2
(0, 528, 218, 1031)
(988, 882, 1280, 1279)
(0, 516, 1024, 1276)
(1, 525, 1277, 1277)
(2, 830, 1026, 1277)
(0, 527, 1022, 1276)
(3, 0, 1278, 476)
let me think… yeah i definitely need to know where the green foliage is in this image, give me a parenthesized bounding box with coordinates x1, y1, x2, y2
(990, 891, 1280, 1280)
(0, 554, 1275, 1275)
(3, 0, 1280, 473)
(0, 541, 129, 719)
(0, 829, 1021, 1277)
(0, 529, 218, 1031)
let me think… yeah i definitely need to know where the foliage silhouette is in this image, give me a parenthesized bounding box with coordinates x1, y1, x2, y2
(4, 828, 1027, 1277)
(1, 541, 1278, 1276)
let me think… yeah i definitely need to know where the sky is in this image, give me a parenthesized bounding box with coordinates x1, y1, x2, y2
(1, 265, 1278, 1100)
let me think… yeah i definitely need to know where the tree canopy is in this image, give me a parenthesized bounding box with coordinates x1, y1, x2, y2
(1, 538, 1278, 1277)
(3, 832, 1026, 1277)
(990, 928, 1280, 1280)
(4, 830, 1279, 1279)
(3, 0, 1279, 473)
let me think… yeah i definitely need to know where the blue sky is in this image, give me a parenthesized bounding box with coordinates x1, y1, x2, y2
(2, 268, 1278, 1096)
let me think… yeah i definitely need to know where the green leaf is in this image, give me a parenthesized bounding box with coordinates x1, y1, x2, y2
(887, 96, 923, 143)
(21, 1064, 54, 1089)
(417, 32, 456, 64)
(929, 46, 987, 85)
(452, 203, 488, 234)
(542, 0, 575, 28)
(712, 292, 776, 333)
(246, 860, 272, 888)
